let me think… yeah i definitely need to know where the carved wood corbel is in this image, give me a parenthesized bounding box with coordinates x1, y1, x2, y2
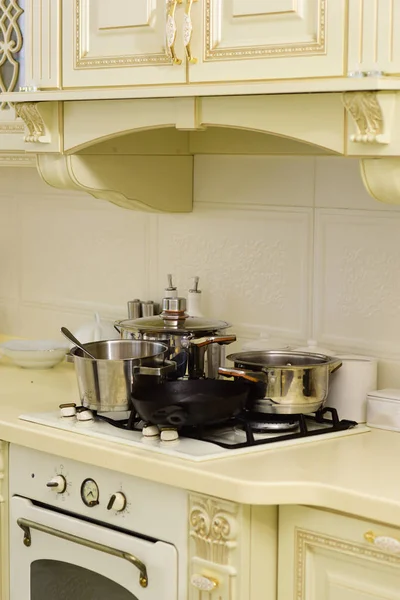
(14, 102, 51, 143)
(343, 91, 396, 145)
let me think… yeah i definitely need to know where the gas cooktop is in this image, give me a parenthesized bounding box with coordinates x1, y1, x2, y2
(19, 406, 369, 462)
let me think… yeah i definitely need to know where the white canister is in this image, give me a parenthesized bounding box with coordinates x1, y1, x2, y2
(366, 389, 400, 431)
(327, 355, 378, 423)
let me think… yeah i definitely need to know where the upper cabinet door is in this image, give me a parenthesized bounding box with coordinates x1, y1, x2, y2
(62, 0, 186, 88)
(188, 0, 346, 83)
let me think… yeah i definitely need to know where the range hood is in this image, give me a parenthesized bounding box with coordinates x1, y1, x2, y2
(6, 90, 400, 212)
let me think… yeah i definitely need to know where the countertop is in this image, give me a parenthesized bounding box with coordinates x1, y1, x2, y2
(0, 352, 399, 527)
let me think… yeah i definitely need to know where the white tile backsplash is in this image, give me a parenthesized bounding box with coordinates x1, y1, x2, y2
(1, 156, 400, 385)
(314, 209, 400, 357)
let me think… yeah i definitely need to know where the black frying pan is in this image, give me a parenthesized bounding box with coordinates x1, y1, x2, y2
(131, 378, 266, 428)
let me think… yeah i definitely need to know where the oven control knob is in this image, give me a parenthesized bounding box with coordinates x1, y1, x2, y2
(46, 475, 67, 493)
(107, 492, 127, 512)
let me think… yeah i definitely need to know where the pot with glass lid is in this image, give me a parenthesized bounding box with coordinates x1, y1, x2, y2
(115, 277, 236, 379)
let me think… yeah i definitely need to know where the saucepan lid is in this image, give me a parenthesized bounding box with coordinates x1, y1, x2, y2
(115, 315, 231, 335)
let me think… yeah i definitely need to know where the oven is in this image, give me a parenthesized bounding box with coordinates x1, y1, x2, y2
(9, 445, 188, 600)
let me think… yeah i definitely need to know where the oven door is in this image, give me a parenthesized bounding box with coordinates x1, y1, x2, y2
(10, 496, 178, 600)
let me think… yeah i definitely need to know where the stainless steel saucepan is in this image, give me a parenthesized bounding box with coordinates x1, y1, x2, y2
(219, 350, 342, 415)
(69, 339, 174, 412)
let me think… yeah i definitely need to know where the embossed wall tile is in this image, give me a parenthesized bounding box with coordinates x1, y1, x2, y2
(19, 194, 149, 313)
(194, 156, 315, 207)
(314, 209, 400, 356)
(0, 194, 19, 301)
(315, 158, 400, 211)
(156, 204, 312, 340)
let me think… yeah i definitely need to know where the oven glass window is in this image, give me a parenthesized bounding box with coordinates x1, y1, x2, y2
(31, 560, 138, 600)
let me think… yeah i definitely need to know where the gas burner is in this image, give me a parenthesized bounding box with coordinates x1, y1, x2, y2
(246, 419, 299, 433)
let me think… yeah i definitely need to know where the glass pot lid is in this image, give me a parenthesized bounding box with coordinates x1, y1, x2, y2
(115, 315, 231, 334)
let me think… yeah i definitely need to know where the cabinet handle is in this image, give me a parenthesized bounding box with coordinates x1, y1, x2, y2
(364, 530, 400, 554)
(184, 0, 198, 64)
(17, 518, 148, 588)
(191, 574, 218, 591)
(167, 0, 183, 65)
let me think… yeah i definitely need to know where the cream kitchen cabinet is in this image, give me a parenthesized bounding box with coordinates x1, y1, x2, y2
(187, 0, 347, 83)
(279, 505, 400, 600)
(61, 0, 186, 88)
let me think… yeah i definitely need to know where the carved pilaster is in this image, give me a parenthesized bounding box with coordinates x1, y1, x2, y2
(189, 493, 247, 599)
(343, 91, 396, 145)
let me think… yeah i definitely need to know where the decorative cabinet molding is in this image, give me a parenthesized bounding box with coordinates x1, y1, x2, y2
(188, 493, 250, 600)
(25, 0, 61, 90)
(189, 0, 346, 83)
(62, 0, 186, 88)
(279, 506, 400, 600)
(348, 0, 400, 76)
(0, 0, 23, 106)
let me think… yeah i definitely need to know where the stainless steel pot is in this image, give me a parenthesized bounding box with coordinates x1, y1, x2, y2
(70, 339, 172, 412)
(115, 315, 236, 379)
(219, 350, 342, 415)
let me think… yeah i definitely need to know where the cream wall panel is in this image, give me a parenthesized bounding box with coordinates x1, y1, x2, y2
(194, 156, 315, 207)
(18, 194, 150, 312)
(348, 0, 400, 75)
(155, 204, 313, 339)
(25, 0, 61, 89)
(315, 158, 400, 211)
(314, 209, 400, 357)
(0, 195, 19, 302)
(189, 0, 346, 82)
(62, 0, 186, 88)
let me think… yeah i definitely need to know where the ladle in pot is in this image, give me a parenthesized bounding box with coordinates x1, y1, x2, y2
(61, 327, 97, 360)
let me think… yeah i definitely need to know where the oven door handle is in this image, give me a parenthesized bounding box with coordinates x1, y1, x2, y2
(17, 518, 148, 588)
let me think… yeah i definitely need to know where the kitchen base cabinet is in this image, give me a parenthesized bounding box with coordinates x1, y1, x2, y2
(279, 505, 400, 600)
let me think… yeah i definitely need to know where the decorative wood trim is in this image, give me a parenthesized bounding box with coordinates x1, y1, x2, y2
(189, 494, 239, 565)
(74, 0, 173, 69)
(0, 153, 36, 167)
(0, 120, 24, 133)
(0, 0, 23, 109)
(204, 0, 326, 61)
(343, 91, 396, 145)
(295, 527, 400, 600)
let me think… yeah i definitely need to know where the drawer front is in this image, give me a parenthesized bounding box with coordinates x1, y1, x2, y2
(279, 506, 400, 600)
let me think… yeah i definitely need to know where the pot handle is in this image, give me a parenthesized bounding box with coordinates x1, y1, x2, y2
(114, 321, 122, 335)
(133, 360, 177, 376)
(329, 359, 342, 374)
(218, 367, 261, 383)
(190, 335, 237, 348)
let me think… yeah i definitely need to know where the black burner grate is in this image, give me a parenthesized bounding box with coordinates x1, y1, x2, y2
(96, 406, 357, 451)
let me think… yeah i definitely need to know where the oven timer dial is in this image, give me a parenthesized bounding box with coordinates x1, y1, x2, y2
(46, 475, 67, 494)
(107, 492, 127, 513)
(81, 478, 100, 507)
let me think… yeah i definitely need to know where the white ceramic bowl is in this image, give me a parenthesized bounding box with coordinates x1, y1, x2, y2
(0, 340, 69, 369)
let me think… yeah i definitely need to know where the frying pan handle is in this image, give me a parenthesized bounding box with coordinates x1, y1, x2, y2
(218, 367, 261, 383)
(190, 335, 237, 348)
(329, 359, 342, 374)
